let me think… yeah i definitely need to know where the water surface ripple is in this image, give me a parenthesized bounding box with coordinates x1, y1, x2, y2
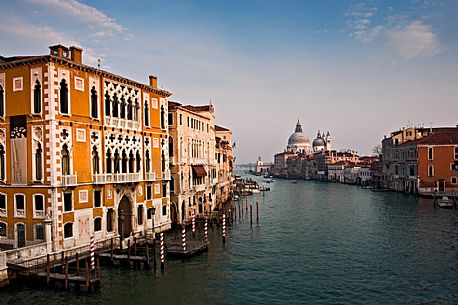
(2, 177, 458, 304)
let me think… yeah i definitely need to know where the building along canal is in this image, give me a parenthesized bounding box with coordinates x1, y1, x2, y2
(1, 175, 457, 304)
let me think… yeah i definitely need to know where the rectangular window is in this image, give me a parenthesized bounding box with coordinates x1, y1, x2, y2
(179, 114, 182, 125)
(168, 113, 173, 125)
(154, 184, 160, 195)
(146, 185, 152, 200)
(107, 208, 114, 232)
(428, 147, 433, 160)
(15, 194, 25, 217)
(455, 147, 458, 159)
(94, 190, 102, 208)
(63, 192, 72, 212)
(35, 224, 44, 240)
(137, 205, 144, 225)
(0, 193, 6, 216)
(94, 218, 102, 231)
(147, 208, 152, 220)
(451, 177, 457, 184)
(34, 195, 44, 218)
(428, 165, 434, 177)
(64, 223, 73, 238)
(162, 183, 167, 197)
(162, 205, 167, 216)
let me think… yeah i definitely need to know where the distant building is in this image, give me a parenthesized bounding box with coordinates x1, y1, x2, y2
(255, 156, 271, 176)
(215, 125, 234, 208)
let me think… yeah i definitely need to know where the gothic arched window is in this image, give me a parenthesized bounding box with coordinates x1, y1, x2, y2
(59, 79, 69, 114)
(134, 100, 139, 121)
(0, 85, 4, 117)
(120, 96, 126, 119)
(136, 151, 141, 173)
(105, 93, 111, 116)
(114, 150, 120, 173)
(106, 149, 112, 174)
(160, 105, 165, 129)
(35, 142, 43, 181)
(127, 98, 133, 120)
(92, 146, 99, 174)
(61, 144, 70, 175)
(128, 150, 134, 173)
(145, 150, 151, 173)
(112, 93, 118, 117)
(0, 144, 5, 181)
(144, 101, 149, 127)
(91, 86, 98, 118)
(122, 150, 128, 174)
(33, 80, 42, 114)
(161, 151, 165, 172)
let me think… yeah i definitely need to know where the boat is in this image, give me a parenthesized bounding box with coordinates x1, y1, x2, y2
(291, 180, 298, 184)
(234, 195, 240, 201)
(437, 196, 454, 209)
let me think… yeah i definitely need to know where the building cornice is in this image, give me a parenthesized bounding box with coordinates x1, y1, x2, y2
(0, 55, 172, 97)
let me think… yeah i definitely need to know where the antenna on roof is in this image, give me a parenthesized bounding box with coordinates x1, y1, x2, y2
(97, 59, 100, 69)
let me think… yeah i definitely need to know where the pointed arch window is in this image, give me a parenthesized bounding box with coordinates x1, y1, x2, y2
(61, 144, 70, 175)
(128, 150, 134, 173)
(120, 96, 126, 119)
(161, 151, 166, 172)
(59, 79, 69, 114)
(134, 100, 139, 121)
(33, 80, 42, 114)
(112, 93, 118, 117)
(160, 105, 165, 129)
(0, 84, 4, 117)
(136, 151, 141, 173)
(35, 143, 43, 181)
(122, 150, 128, 174)
(114, 150, 120, 173)
(106, 149, 112, 174)
(145, 150, 151, 173)
(105, 93, 111, 116)
(92, 146, 99, 174)
(144, 101, 150, 127)
(127, 98, 133, 120)
(0, 144, 5, 181)
(91, 86, 98, 118)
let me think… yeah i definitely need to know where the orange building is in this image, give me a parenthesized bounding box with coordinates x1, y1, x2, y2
(0, 45, 171, 251)
(417, 131, 458, 195)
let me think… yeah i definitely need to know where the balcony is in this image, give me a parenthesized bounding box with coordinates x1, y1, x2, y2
(104, 116, 140, 131)
(145, 171, 156, 181)
(113, 173, 142, 183)
(0, 208, 6, 217)
(34, 210, 45, 218)
(92, 174, 107, 184)
(194, 184, 206, 192)
(162, 171, 171, 180)
(15, 209, 25, 217)
(62, 174, 77, 187)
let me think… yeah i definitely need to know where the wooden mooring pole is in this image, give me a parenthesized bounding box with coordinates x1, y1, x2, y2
(256, 201, 259, 223)
(46, 254, 50, 287)
(85, 260, 90, 292)
(250, 204, 253, 228)
(64, 257, 69, 290)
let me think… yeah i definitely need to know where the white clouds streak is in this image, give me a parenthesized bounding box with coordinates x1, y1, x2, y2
(25, 0, 126, 37)
(346, 3, 444, 60)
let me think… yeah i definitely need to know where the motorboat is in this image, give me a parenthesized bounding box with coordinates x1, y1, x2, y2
(437, 196, 454, 209)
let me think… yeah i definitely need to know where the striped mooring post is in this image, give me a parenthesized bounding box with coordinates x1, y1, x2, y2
(222, 213, 226, 245)
(204, 219, 208, 243)
(192, 213, 196, 238)
(160, 232, 165, 270)
(90, 235, 95, 270)
(182, 225, 186, 251)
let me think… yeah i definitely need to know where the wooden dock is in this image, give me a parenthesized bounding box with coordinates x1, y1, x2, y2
(166, 240, 208, 258)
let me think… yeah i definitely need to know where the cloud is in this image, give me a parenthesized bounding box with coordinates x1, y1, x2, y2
(24, 0, 128, 38)
(385, 21, 443, 59)
(346, 4, 380, 42)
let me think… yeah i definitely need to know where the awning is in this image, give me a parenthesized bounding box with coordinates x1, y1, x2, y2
(192, 165, 207, 177)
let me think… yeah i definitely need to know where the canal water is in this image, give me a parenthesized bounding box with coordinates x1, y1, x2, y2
(2, 176, 458, 304)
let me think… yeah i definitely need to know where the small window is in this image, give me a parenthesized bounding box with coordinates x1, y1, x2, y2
(428, 147, 433, 160)
(179, 114, 182, 125)
(34, 194, 44, 218)
(147, 208, 152, 220)
(94, 190, 102, 208)
(94, 217, 102, 232)
(107, 208, 114, 232)
(162, 205, 167, 216)
(168, 113, 173, 125)
(451, 177, 457, 184)
(64, 222, 73, 238)
(137, 205, 144, 225)
(0, 193, 6, 216)
(0, 222, 6, 237)
(146, 185, 152, 200)
(428, 165, 434, 177)
(15, 194, 25, 217)
(162, 183, 167, 197)
(455, 147, 458, 159)
(63, 192, 72, 212)
(33, 80, 42, 114)
(35, 224, 44, 240)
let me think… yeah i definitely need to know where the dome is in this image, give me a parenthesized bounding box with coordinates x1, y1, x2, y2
(288, 132, 309, 145)
(312, 137, 325, 147)
(287, 120, 311, 153)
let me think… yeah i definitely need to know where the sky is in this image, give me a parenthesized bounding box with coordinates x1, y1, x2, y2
(1, 0, 457, 163)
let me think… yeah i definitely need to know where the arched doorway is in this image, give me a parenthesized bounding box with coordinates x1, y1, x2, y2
(17, 223, 26, 248)
(118, 196, 132, 238)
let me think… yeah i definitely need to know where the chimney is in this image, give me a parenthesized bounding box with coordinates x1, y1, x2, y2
(69, 46, 83, 63)
(49, 44, 69, 58)
(149, 75, 158, 88)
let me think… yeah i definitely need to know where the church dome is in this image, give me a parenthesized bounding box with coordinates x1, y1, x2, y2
(287, 120, 311, 153)
(312, 137, 325, 147)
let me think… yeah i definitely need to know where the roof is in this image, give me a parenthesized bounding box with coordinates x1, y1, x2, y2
(0, 54, 171, 97)
(215, 125, 230, 132)
(398, 130, 458, 147)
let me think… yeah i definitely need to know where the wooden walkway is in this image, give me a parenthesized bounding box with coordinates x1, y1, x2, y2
(166, 240, 208, 258)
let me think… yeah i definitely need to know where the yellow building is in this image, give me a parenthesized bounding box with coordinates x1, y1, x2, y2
(0, 45, 171, 251)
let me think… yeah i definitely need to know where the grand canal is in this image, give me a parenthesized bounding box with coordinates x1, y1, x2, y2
(2, 176, 458, 304)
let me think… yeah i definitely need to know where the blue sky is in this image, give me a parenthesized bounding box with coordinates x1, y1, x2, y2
(1, 0, 457, 163)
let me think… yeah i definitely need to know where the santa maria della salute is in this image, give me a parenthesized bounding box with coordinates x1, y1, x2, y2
(286, 120, 332, 154)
